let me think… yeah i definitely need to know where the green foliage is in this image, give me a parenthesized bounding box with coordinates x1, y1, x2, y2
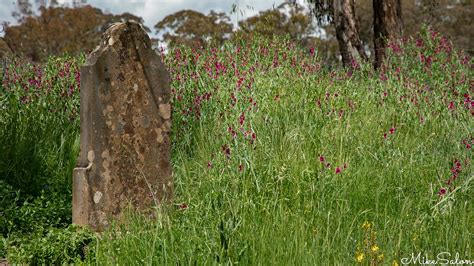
(0, 190, 92, 264)
(0, 237, 5, 259)
(6, 225, 95, 265)
(1, 189, 71, 235)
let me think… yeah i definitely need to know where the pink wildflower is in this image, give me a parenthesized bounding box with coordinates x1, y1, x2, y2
(438, 188, 447, 196)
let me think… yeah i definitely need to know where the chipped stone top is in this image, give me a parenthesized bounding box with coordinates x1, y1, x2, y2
(86, 22, 151, 66)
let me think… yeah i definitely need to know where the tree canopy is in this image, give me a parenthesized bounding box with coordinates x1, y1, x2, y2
(237, 3, 314, 40)
(3, 5, 147, 61)
(154, 10, 233, 48)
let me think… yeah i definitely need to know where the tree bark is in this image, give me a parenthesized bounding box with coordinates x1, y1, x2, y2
(373, 0, 402, 69)
(332, 0, 368, 68)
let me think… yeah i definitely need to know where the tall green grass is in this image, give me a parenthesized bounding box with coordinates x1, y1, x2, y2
(0, 56, 81, 196)
(90, 30, 472, 264)
(1, 28, 472, 264)
(1, 56, 94, 264)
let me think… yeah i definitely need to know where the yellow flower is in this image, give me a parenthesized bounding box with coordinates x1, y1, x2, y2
(371, 245, 379, 252)
(377, 254, 384, 261)
(392, 260, 399, 266)
(362, 221, 372, 230)
(355, 252, 365, 263)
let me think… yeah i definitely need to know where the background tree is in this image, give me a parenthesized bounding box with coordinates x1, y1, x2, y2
(235, 2, 346, 64)
(154, 10, 233, 49)
(237, 2, 314, 40)
(12, 0, 72, 21)
(356, 0, 473, 57)
(308, 0, 367, 68)
(373, 0, 402, 69)
(3, 5, 148, 61)
(0, 37, 14, 59)
(403, 0, 473, 55)
(12, 0, 33, 22)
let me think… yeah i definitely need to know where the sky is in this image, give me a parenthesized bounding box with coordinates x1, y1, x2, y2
(0, 0, 290, 37)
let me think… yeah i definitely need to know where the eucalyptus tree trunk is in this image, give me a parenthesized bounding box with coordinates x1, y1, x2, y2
(373, 0, 402, 69)
(332, 0, 368, 68)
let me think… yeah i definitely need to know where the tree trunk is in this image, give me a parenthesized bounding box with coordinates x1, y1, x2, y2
(332, 0, 368, 68)
(373, 0, 402, 69)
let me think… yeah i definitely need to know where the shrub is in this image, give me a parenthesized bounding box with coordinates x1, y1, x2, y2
(6, 225, 95, 265)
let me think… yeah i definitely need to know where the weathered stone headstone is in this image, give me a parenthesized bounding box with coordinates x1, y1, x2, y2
(72, 21, 172, 231)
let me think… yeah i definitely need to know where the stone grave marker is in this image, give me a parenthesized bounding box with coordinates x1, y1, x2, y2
(72, 21, 172, 231)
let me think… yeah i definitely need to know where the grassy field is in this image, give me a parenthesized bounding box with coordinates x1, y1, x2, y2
(0, 28, 472, 265)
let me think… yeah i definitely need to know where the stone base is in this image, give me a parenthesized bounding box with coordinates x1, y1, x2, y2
(72, 166, 92, 227)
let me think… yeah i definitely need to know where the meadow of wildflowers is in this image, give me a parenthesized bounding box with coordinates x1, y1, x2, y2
(0, 28, 472, 264)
